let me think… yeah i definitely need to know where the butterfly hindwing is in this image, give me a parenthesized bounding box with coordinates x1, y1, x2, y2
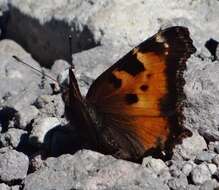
(85, 26, 196, 161)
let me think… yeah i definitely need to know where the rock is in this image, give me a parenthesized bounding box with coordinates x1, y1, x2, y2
(216, 43, 219, 60)
(199, 180, 219, 190)
(158, 169, 172, 183)
(199, 127, 219, 142)
(214, 143, 219, 154)
(34, 95, 65, 118)
(11, 186, 20, 190)
(182, 162, 196, 176)
(172, 132, 207, 160)
(191, 163, 212, 185)
(0, 39, 52, 110)
(15, 105, 39, 129)
(0, 183, 10, 190)
(183, 185, 200, 190)
(194, 151, 216, 164)
(213, 155, 219, 166)
(24, 150, 169, 190)
(51, 59, 69, 77)
(207, 163, 217, 175)
(183, 54, 219, 133)
(142, 156, 169, 174)
(0, 148, 29, 182)
(0, 128, 28, 148)
(167, 174, 188, 190)
(168, 160, 184, 177)
(6, 0, 107, 67)
(29, 153, 44, 172)
(72, 44, 127, 95)
(29, 117, 61, 148)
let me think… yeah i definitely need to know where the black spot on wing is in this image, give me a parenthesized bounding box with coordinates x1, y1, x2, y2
(147, 73, 152, 79)
(117, 54, 145, 76)
(125, 93, 138, 104)
(140, 85, 148, 91)
(109, 73, 122, 89)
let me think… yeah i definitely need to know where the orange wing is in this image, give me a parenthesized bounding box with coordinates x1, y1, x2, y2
(86, 26, 196, 161)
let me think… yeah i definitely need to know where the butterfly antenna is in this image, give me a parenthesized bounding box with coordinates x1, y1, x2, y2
(12, 55, 58, 83)
(68, 34, 74, 69)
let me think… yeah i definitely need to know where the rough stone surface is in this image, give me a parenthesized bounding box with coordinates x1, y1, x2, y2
(142, 156, 169, 175)
(10, 186, 20, 190)
(0, 0, 219, 189)
(0, 128, 28, 148)
(191, 163, 212, 185)
(167, 174, 188, 190)
(24, 150, 169, 190)
(206, 163, 217, 175)
(0, 39, 52, 110)
(212, 155, 219, 166)
(15, 105, 39, 129)
(29, 117, 61, 147)
(199, 180, 219, 190)
(0, 148, 29, 182)
(0, 183, 10, 190)
(172, 132, 207, 160)
(195, 151, 216, 164)
(6, 0, 109, 67)
(34, 95, 65, 118)
(182, 162, 195, 176)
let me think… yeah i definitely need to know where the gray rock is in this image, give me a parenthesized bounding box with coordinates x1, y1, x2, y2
(168, 160, 185, 177)
(51, 59, 69, 77)
(142, 156, 169, 174)
(172, 132, 207, 160)
(214, 143, 219, 154)
(195, 151, 216, 164)
(199, 180, 219, 190)
(184, 54, 219, 132)
(0, 148, 29, 182)
(0, 39, 52, 110)
(213, 155, 219, 166)
(15, 105, 39, 129)
(29, 117, 61, 148)
(191, 163, 212, 185)
(72, 44, 127, 95)
(6, 0, 109, 67)
(0, 183, 10, 190)
(199, 127, 219, 142)
(216, 44, 219, 60)
(30, 153, 44, 172)
(0, 128, 28, 148)
(182, 162, 196, 176)
(207, 163, 217, 175)
(11, 186, 20, 190)
(24, 150, 169, 190)
(34, 95, 65, 118)
(167, 174, 188, 190)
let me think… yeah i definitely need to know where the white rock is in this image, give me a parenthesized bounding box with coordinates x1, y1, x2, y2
(206, 163, 217, 175)
(191, 163, 211, 185)
(142, 156, 168, 174)
(0, 148, 29, 182)
(182, 162, 195, 176)
(29, 117, 61, 147)
(15, 105, 39, 129)
(173, 131, 207, 160)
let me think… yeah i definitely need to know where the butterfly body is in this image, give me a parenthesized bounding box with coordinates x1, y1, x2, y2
(65, 26, 196, 162)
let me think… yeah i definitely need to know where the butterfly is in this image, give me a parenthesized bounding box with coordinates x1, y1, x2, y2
(62, 26, 196, 162)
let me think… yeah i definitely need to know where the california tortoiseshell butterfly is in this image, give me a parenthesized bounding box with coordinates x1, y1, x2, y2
(61, 26, 196, 162)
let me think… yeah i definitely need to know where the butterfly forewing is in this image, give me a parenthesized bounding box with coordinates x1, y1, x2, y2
(85, 26, 196, 161)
